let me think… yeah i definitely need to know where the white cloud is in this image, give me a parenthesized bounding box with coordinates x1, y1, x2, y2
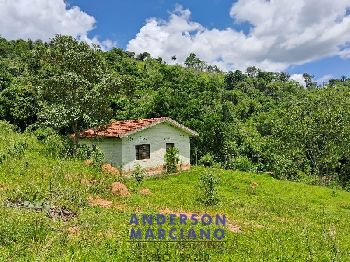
(290, 74, 306, 86)
(0, 0, 116, 50)
(127, 1, 350, 71)
(316, 74, 333, 84)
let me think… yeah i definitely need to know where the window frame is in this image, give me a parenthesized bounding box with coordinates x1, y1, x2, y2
(166, 143, 175, 151)
(135, 144, 150, 160)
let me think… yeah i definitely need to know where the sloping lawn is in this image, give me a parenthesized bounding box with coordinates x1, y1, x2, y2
(0, 124, 350, 260)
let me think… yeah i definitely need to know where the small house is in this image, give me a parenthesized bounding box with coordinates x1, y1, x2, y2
(79, 117, 198, 174)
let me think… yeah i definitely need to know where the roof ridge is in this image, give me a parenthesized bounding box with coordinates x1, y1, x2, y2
(79, 117, 198, 138)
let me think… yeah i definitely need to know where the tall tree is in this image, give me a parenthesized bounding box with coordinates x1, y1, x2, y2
(31, 35, 123, 146)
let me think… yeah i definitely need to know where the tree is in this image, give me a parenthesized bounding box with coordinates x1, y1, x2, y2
(136, 52, 150, 61)
(246, 66, 260, 78)
(0, 81, 38, 130)
(225, 70, 245, 90)
(31, 35, 123, 147)
(303, 73, 316, 88)
(184, 53, 206, 71)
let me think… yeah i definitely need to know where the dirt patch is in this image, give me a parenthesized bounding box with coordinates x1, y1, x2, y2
(64, 173, 77, 181)
(139, 188, 152, 195)
(102, 164, 120, 176)
(179, 163, 191, 171)
(111, 182, 130, 196)
(81, 178, 98, 186)
(88, 196, 112, 208)
(113, 203, 126, 211)
(84, 159, 93, 166)
(67, 225, 80, 236)
(226, 222, 241, 233)
(144, 165, 165, 175)
(250, 181, 257, 189)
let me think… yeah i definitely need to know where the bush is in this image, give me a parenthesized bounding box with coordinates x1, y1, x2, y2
(198, 153, 216, 167)
(165, 147, 180, 173)
(75, 144, 94, 160)
(7, 140, 28, 159)
(91, 146, 104, 168)
(198, 172, 220, 206)
(42, 133, 68, 158)
(33, 127, 57, 141)
(132, 164, 146, 185)
(232, 155, 256, 172)
(76, 144, 105, 168)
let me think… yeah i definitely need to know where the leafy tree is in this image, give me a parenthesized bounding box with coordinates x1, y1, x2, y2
(303, 73, 316, 88)
(184, 53, 206, 71)
(225, 70, 246, 90)
(246, 66, 260, 78)
(136, 52, 150, 61)
(31, 35, 123, 146)
(0, 81, 38, 130)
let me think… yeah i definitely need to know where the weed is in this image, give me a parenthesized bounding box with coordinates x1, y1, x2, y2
(164, 147, 180, 173)
(132, 164, 146, 185)
(198, 172, 220, 206)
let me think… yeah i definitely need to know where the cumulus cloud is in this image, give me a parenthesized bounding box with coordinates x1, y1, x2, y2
(290, 74, 306, 86)
(127, 1, 350, 71)
(0, 0, 116, 50)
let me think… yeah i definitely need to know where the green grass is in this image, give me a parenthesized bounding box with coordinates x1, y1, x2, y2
(1, 122, 350, 261)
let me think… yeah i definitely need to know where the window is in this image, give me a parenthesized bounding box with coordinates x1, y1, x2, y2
(166, 143, 175, 151)
(136, 144, 150, 160)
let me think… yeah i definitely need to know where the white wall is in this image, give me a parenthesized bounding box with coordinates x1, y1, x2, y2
(79, 138, 122, 168)
(121, 122, 191, 172)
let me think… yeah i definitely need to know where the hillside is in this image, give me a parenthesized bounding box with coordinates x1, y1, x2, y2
(2, 36, 350, 189)
(0, 122, 350, 261)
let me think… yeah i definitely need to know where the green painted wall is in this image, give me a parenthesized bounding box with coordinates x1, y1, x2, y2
(80, 138, 122, 168)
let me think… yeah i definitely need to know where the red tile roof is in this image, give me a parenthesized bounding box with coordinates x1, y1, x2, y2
(79, 117, 198, 138)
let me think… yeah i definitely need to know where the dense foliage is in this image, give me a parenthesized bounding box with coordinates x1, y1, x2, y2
(1, 35, 350, 188)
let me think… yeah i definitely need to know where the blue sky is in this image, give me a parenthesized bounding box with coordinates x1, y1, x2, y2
(1, 0, 349, 82)
(67, 0, 350, 81)
(67, 0, 238, 48)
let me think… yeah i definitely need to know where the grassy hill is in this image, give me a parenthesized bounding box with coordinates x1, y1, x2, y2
(1, 121, 350, 261)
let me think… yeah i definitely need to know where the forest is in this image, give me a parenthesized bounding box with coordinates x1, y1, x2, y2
(1, 35, 350, 189)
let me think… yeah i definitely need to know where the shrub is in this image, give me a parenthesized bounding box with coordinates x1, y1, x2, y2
(75, 144, 94, 160)
(7, 140, 28, 159)
(198, 153, 216, 167)
(33, 127, 57, 141)
(165, 147, 180, 173)
(198, 172, 220, 206)
(0, 120, 17, 134)
(232, 155, 256, 172)
(74, 144, 104, 168)
(132, 164, 146, 185)
(42, 133, 67, 158)
(91, 146, 104, 168)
